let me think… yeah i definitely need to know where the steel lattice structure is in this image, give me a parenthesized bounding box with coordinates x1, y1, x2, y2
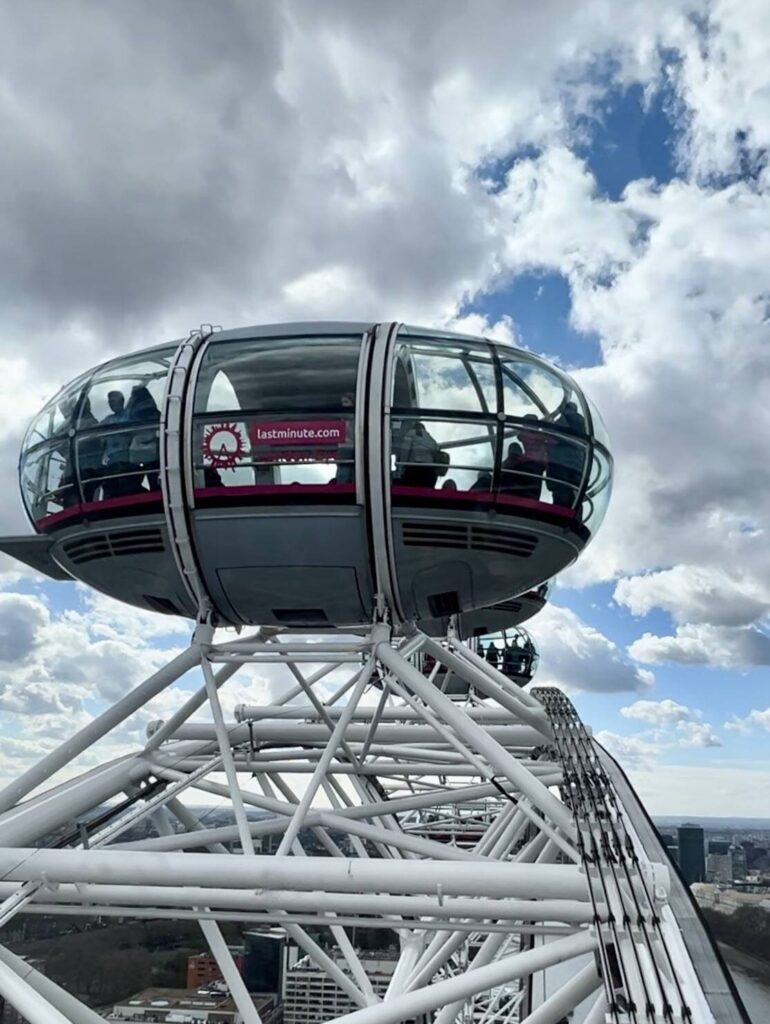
(0, 625, 750, 1024)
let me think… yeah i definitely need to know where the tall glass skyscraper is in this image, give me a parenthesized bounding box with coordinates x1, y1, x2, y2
(678, 823, 706, 885)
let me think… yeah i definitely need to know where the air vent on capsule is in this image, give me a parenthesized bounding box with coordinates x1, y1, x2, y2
(402, 521, 537, 559)
(63, 528, 165, 565)
(469, 525, 538, 559)
(402, 522, 469, 550)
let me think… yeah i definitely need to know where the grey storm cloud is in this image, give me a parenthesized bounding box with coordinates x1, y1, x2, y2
(0, 593, 48, 662)
(0, 1, 293, 331)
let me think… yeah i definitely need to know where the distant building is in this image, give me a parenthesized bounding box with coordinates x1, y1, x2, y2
(692, 884, 770, 915)
(110, 987, 277, 1023)
(283, 952, 408, 1024)
(658, 832, 679, 865)
(677, 824, 705, 885)
(706, 852, 732, 884)
(242, 931, 282, 994)
(187, 949, 244, 989)
(707, 840, 730, 856)
(729, 841, 748, 881)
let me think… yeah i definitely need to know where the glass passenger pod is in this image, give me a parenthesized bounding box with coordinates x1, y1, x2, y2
(387, 330, 611, 624)
(477, 626, 539, 684)
(20, 348, 175, 531)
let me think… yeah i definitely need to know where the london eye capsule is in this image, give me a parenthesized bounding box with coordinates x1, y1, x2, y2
(4, 322, 612, 629)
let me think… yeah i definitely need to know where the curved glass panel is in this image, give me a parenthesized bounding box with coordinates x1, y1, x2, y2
(191, 337, 361, 497)
(584, 393, 611, 450)
(195, 337, 361, 415)
(392, 416, 496, 494)
(477, 628, 538, 681)
(392, 339, 497, 414)
(20, 348, 174, 526)
(581, 448, 613, 534)
(20, 441, 75, 522)
(22, 373, 91, 451)
(499, 423, 588, 511)
(500, 353, 588, 433)
(81, 351, 173, 426)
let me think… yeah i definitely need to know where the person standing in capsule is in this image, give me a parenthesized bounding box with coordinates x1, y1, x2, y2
(399, 421, 442, 488)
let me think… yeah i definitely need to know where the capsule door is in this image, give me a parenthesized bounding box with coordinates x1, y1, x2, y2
(185, 328, 376, 627)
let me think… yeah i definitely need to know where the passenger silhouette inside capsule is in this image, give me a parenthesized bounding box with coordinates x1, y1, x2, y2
(397, 421, 443, 488)
(100, 391, 130, 498)
(125, 385, 161, 491)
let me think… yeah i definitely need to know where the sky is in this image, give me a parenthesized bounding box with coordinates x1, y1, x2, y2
(0, 0, 769, 817)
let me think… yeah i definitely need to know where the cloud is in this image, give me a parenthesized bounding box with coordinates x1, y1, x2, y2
(0, 592, 49, 662)
(672, 0, 770, 182)
(594, 729, 662, 770)
(620, 698, 692, 726)
(607, 698, 722, 765)
(628, 623, 770, 667)
(675, 720, 721, 748)
(529, 603, 654, 693)
(725, 707, 770, 735)
(614, 566, 770, 628)
(619, 763, 770, 818)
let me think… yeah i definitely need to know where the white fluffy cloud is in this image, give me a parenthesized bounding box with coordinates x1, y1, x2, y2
(594, 729, 663, 770)
(607, 698, 722, 764)
(629, 623, 770, 667)
(620, 698, 692, 726)
(529, 603, 654, 693)
(725, 706, 770, 734)
(614, 566, 770, 628)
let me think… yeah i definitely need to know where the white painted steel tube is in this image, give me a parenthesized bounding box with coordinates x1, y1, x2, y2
(0, 946, 106, 1024)
(144, 654, 245, 752)
(582, 991, 609, 1024)
(234, 704, 518, 723)
(520, 961, 601, 1024)
(420, 636, 551, 737)
(324, 931, 598, 1024)
(276, 662, 373, 855)
(375, 642, 573, 833)
(166, 797, 229, 854)
(451, 639, 544, 710)
(199, 919, 262, 1024)
(313, 812, 484, 862)
(200, 653, 254, 855)
(0, 644, 200, 815)
(432, 931, 509, 1024)
(0, 755, 151, 847)
(151, 760, 561, 778)
(0, 849, 590, 900)
(0, 959, 72, 1024)
(283, 922, 369, 1008)
(153, 722, 544, 745)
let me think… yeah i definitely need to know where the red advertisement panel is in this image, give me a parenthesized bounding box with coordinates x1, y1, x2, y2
(249, 420, 347, 446)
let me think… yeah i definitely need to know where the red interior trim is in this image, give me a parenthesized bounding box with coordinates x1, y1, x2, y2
(194, 483, 357, 499)
(36, 490, 162, 530)
(391, 485, 576, 520)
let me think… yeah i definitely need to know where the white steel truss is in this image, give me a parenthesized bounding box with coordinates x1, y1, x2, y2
(0, 624, 734, 1023)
